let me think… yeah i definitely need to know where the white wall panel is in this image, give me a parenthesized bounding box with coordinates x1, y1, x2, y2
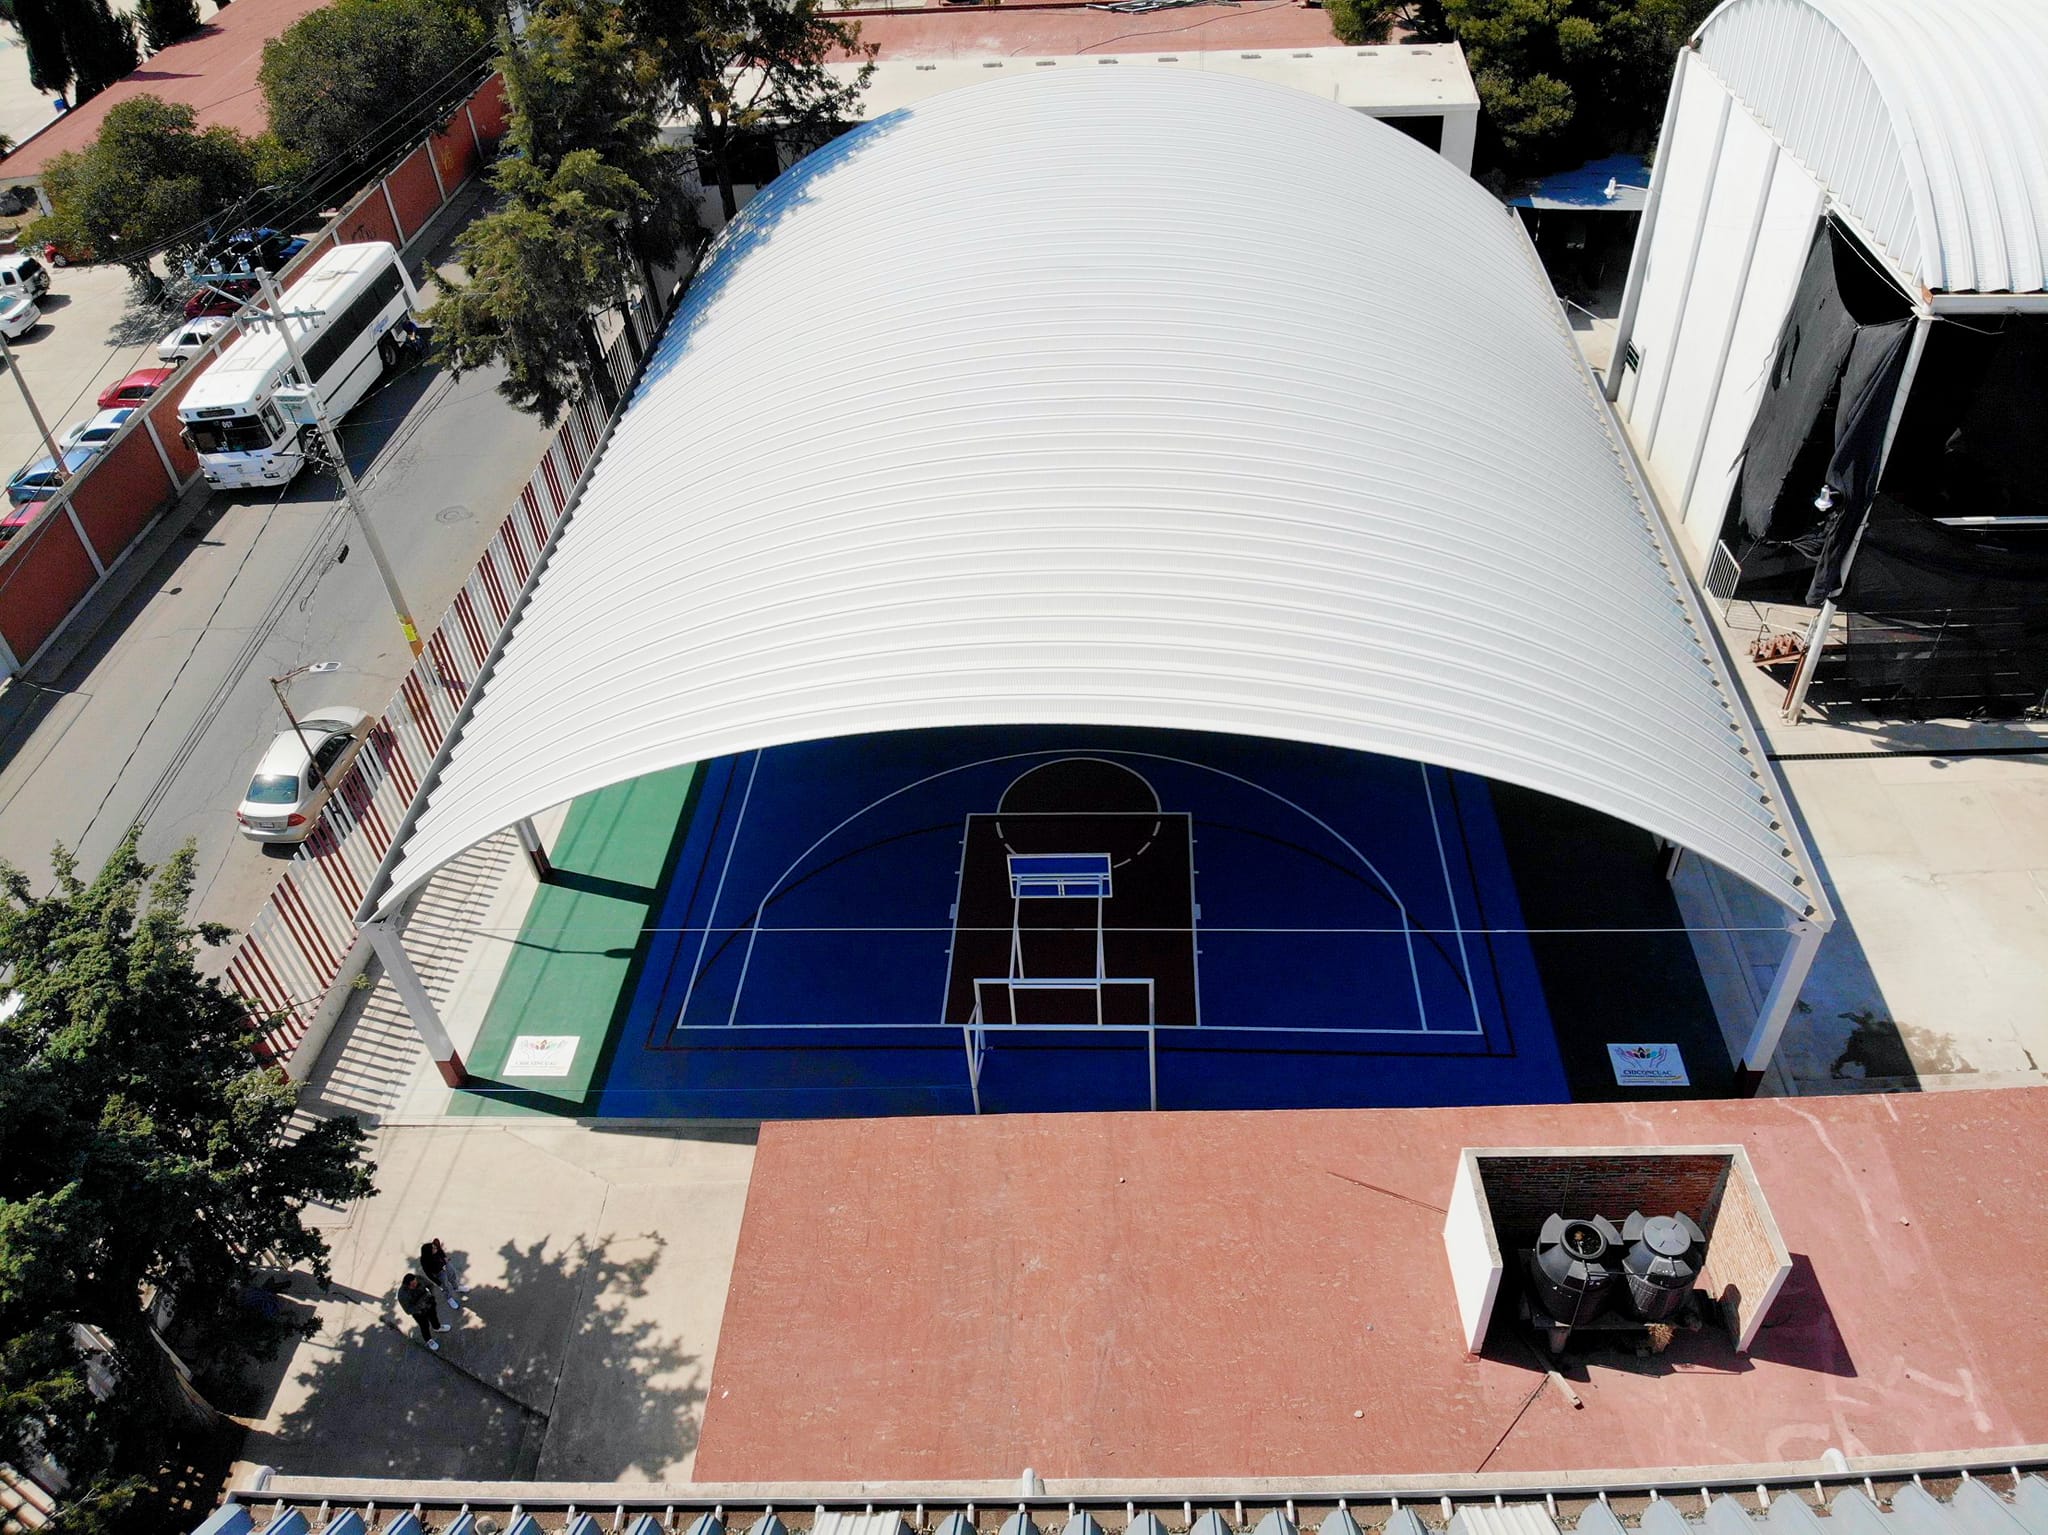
(1621, 54, 1730, 425)
(1645, 100, 1776, 499)
(1679, 153, 1827, 549)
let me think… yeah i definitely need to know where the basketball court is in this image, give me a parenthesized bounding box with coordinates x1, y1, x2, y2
(556, 725, 1573, 1118)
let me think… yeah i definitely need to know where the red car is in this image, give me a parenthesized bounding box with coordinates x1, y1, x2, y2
(97, 366, 177, 409)
(0, 499, 45, 543)
(185, 275, 259, 320)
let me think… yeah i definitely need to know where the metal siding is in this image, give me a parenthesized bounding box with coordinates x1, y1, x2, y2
(374, 68, 1813, 919)
(1699, 0, 2048, 293)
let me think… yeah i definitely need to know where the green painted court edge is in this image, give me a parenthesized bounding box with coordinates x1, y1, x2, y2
(450, 762, 700, 1118)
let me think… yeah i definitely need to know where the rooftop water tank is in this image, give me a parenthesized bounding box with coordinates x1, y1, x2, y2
(1620, 1210, 1705, 1321)
(1530, 1213, 1623, 1324)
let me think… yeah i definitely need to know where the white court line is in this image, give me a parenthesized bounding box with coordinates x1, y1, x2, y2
(1421, 763, 1486, 1037)
(669, 748, 759, 1032)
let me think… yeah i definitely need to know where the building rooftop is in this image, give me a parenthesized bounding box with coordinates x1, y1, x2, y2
(838, 0, 1352, 61)
(830, 43, 1479, 117)
(697, 1088, 2048, 1482)
(2, 0, 334, 182)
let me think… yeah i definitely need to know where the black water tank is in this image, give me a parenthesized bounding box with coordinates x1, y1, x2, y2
(1620, 1210, 1705, 1321)
(1529, 1213, 1623, 1323)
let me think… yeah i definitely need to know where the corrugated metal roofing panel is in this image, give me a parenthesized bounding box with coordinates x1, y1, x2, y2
(1698, 0, 2048, 292)
(1447, 1506, 1559, 1535)
(373, 68, 1817, 920)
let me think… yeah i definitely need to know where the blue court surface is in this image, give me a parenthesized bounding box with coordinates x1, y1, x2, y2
(584, 726, 1570, 1118)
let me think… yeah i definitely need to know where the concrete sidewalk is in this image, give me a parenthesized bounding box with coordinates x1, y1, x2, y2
(232, 1119, 756, 1484)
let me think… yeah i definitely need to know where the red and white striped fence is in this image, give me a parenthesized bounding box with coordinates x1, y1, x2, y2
(227, 298, 660, 1070)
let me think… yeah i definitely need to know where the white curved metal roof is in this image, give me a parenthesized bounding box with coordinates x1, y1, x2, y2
(1696, 0, 2048, 294)
(374, 67, 1816, 918)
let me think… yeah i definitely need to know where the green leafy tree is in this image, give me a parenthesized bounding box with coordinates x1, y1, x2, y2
(430, 150, 646, 420)
(26, 96, 255, 279)
(136, 0, 203, 53)
(63, 0, 138, 102)
(625, 0, 874, 222)
(0, 833, 375, 1535)
(8, 0, 72, 97)
(500, 0, 701, 266)
(8, 0, 136, 101)
(1326, 0, 1403, 45)
(259, 0, 487, 180)
(1411, 0, 1712, 171)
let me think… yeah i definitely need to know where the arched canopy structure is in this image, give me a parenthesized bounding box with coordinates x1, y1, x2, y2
(367, 67, 1823, 930)
(1695, 0, 2048, 296)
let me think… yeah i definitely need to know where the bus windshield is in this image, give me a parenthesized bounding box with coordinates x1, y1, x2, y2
(187, 413, 280, 455)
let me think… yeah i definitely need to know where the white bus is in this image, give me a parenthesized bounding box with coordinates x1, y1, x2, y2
(178, 242, 423, 489)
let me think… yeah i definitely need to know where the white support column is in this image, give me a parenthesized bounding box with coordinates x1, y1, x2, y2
(1606, 47, 1691, 402)
(1736, 917, 1823, 1094)
(514, 816, 553, 883)
(363, 917, 466, 1087)
(1438, 107, 1477, 177)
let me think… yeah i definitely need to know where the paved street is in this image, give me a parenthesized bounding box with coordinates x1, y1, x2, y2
(0, 186, 554, 935)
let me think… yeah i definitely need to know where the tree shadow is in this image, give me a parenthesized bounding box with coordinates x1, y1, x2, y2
(233, 1231, 703, 1481)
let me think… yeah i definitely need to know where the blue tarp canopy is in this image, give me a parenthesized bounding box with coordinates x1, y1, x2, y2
(1509, 154, 1651, 212)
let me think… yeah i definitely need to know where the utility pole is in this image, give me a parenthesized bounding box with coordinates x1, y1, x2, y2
(270, 659, 341, 765)
(0, 329, 69, 482)
(240, 266, 424, 656)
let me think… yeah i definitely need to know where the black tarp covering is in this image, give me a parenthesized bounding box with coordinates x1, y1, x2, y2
(1805, 318, 1915, 602)
(1736, 230, 1860, 541)
(1734, 221, 1915, 548)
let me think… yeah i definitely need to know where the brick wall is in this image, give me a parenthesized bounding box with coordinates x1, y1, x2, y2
(1701, 1157, 1790, 1350)
(1473, 1150, 1732, 1248)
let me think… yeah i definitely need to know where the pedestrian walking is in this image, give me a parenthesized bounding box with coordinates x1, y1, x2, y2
(419, 1238, 465, 1311)
(398, 1272, 447, 1350)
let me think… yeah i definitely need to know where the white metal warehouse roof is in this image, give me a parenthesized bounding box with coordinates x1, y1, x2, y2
(372, 67, 1819, 919)
(1696, 0, 2048, 295)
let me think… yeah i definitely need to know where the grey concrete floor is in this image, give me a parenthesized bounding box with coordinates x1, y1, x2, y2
(0, 182, 553, 936)
(230, 1122, 757, 1485)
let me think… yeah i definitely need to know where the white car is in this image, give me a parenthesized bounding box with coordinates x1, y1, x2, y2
(59, 407, 137, 457)
(0, 293, 40, 339)
(156, 314, 230, 363)
(235, 706, 373, 843)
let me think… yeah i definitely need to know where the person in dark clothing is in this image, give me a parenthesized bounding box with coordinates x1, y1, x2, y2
(398, 1272, 446, 1350)
(419, 1238, 465, 1311)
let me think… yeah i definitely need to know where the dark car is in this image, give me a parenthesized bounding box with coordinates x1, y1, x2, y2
(210, 227, 309, 275)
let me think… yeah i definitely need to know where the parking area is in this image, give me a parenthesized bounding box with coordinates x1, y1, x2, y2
(0, 258, 164, 490)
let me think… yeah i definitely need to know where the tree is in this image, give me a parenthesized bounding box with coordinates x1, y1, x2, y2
(62, 0, 138, 102)
(624, 0, 874, 222)
(259, 0, 487, 186)
(500, 0, 700, 267)
(136, 0, 203, 53)
(1410, 0, 1712, 172)
(7, 0, 137, 101)
(26, 96, 255, 279)
(429, 151, 647, 420)
(0, 833, 375, 1534)
(8, 0, 71, 97)
(1326, 0, 1403, 45)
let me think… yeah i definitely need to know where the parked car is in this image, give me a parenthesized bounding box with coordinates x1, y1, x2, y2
(8, 446, 95, 505)
(184, 275, 259, 320)
(235, 707, 374, 842)
(156, 315, 230, 362)
(59, 407, 137, 457)
(97, 366, 176, 409)
(0, 499, 45, 543)
(41, 238, 91, 268)
(210, 227, 309, 274)
(0, 251, 49, 300)
(0, 293, 39, 339)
